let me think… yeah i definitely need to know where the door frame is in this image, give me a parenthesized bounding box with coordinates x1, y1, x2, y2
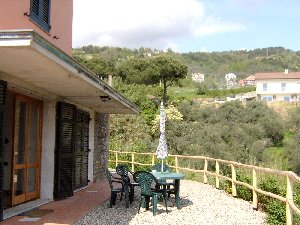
(0, 80, 7, 221)
(11, 94, 43, 206)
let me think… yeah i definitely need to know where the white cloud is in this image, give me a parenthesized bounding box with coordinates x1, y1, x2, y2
(73, 0, 246, 50)
(193, 16, 246, 37)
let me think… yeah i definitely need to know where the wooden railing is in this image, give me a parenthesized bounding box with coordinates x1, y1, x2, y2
(109, 150, 300, 225)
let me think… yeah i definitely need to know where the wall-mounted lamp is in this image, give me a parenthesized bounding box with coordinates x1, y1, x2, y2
(53, 35, 59, 40)
(100, 95, 111, 102)
(24, 12, 30, 17)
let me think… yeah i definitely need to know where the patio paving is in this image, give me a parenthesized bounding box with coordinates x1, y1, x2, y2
(1, 180, 110, 225)
(1, 179, 267, 225)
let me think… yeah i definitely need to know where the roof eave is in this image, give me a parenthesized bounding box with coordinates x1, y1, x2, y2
(0, 30, 139, 114)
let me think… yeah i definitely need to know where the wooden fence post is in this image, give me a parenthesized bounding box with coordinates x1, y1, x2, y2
(252, 168, 258, 210)
(116, 151, 118, 167)
(286, 175, 294, 225)
(204, 159, 208, 184)
(175, 156, 179, 173)
(131, 153, 135, 172)
(231, 164, 237, 197)
(216, 161, 219, 189)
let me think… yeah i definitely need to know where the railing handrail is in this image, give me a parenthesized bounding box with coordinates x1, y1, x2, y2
(109, 150, 300, 225)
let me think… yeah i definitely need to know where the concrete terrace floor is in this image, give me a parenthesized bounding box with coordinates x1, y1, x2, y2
(1, 181, 111, 225)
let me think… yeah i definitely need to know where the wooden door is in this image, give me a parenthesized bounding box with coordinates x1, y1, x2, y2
(12, 95, 43, 205)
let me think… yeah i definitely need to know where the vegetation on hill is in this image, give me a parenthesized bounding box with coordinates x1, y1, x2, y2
(74, 46, 300, 81)
(73, 45, 300, 174)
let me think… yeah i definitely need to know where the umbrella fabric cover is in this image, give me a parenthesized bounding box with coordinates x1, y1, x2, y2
(156, 102, 168, 159)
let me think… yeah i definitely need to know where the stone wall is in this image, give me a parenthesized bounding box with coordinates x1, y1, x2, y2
(93, 112, 109, 181)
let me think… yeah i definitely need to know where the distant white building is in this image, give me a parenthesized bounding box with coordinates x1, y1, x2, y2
(225, 73, 237, 87)
(256, 69, 300, 102)
(192, 73, 205, 83)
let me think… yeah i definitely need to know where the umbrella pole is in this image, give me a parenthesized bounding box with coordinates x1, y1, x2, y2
(161, 159, 163, 172)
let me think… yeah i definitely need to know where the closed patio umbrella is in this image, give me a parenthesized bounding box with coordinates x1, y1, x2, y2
(156, 102, 168, 172)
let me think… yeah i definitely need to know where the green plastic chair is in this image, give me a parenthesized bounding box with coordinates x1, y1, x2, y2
(116, 164, 139, 203)
(104, 168, 129, 208)
(133, 171, 168, 216)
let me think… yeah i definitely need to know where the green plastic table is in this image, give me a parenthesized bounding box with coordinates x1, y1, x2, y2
(151, 172, 185, 209)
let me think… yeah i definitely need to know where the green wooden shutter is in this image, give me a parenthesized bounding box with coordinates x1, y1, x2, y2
(0, 81, 7, 221)
(31, 0, 39, 16)
(30, 0, 51, 32)
(74, 109, 89, 189)
(42, 0, 50, 25)
(54, 102, 75, 199)
(81, 111, 89, 187)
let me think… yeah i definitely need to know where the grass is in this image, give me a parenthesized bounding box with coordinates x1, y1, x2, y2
(168, 85, 256, 102)
(261, 131, 293, 170)
(169, 86, 199, 101)
(262, 147, 288, 170)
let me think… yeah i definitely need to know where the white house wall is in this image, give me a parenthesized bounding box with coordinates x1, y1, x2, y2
(40, 100, 56, 200)
(257, 79, 300, 95)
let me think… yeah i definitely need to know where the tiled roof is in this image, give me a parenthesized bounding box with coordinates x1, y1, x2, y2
(245, 75, 255, 81)
(255, 72, 300, 80)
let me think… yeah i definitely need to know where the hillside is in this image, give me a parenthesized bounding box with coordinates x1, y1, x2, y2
(267, 101, 299, 120)
(73, 46, 300, 81)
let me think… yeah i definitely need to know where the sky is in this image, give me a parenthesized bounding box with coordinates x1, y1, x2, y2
(72, 0, 300, 53)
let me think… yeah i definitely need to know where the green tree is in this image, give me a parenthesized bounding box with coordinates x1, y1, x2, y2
(74, 55, 115, 79)
(151, 55, 188, 104)
(284, 107, 300, 174)
(196, 82, 209, 95)
(86, 57, 115, 78)
(116, 58, 160, 84)
(113, 77, 162, 125)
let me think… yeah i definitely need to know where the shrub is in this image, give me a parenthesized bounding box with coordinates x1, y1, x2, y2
(219, 179, 232, 194)
(258, 176, 285, 205)
(266, 200, 286, 225)
(185, 172, 197, 181)
(236, 173, 253, 201)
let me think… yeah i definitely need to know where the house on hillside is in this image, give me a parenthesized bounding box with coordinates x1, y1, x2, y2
(0, 0, 139, 220)
(239, 75, 256, 87)
(256, 69, 300, 102)
(225, 73, 237, 88)
(244, 75, 256, 86)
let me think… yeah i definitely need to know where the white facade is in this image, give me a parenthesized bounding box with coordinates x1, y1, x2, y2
(225, 73, 237, 87)
(256, 72, 300, 102)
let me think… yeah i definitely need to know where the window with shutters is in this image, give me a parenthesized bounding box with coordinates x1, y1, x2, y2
(30, 0, 51, 32)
